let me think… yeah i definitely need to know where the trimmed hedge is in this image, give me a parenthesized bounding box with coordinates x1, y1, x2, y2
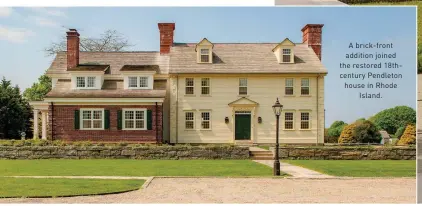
(340, 0, 413, 3)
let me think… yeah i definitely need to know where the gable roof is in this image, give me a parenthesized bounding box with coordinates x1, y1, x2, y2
(228, 97, 259, 106)
(195, 38, 214, 51)
(169, 43, 327, 74)
(46, 51, 169, 76)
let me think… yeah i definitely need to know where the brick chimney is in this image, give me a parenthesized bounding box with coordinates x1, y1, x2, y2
(301, 24, 324, 60)
(158, 23, 175, 54)
(66, 29, 80, 69)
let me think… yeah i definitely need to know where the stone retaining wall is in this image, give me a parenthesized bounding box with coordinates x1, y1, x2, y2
(0, 145, 249, 160)
(276, 146, 416, 160)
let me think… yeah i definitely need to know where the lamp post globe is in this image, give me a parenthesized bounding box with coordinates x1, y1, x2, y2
(272, 98, 283, 176)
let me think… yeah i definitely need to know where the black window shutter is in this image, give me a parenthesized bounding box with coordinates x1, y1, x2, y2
(147, 110, 152, 130)
(117, 110, 122, 130)
(104, 110, 110, 129)
(74, 110, 80, 130)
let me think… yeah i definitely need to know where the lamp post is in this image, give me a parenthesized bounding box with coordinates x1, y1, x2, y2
(272, 98, 283, 176)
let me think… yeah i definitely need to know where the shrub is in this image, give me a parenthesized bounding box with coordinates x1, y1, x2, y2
(397, 124, 416, 145)
(371, 106, 416, 134)
(353, 120, 381, 143)
(339, 0, 413, 4)
(394, 126, 406, 139)
(338, 123, 358, 143)
(327, 121, 347, 143)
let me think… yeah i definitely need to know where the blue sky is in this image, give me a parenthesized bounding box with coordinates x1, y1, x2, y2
(0, 7, 417, 126)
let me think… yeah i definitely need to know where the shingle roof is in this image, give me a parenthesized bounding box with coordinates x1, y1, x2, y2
(169, 43, 327, 74)
(46, 51, 169, 76)
(120, 65, 160, 72)
(46, 80, 166, 98)
(67, 64, 110, 72)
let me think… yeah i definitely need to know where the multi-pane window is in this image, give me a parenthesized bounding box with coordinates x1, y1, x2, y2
(128, 77, 138, 88)
(81, 109, 103, 129)
(200, 49, 210, 63)
(285, 78, 294, 95)
(201, 78, 210, 95)
(76, 76, 96, 88)
(128, 76, 149, 89)
(284, 112, 294, 130)
(123, 109, 146, 130)
(201, 112, 211, 130)
(139, 77, 148, 88)
(282, 49, 291, 63)
(301, 78, 310, 95)
(239, 78, 248, 95)
(185, 112, 195, 129)
(185, 78, 194, 95)
(300, 112, 310, 129)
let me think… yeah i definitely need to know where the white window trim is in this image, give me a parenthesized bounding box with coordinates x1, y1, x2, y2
(301, 78, 311, 96)
(201, 78, 211, 96)
(185, 78, 195, 95)
(184, 111, 195, 130)
(200, 111, 212, 130)
(80, 108, 104, 130)
(76, 76, 97, 89)
(282, 48, 292, 63)
(122, 108, 147, 130)
(127, 76, 153, 90)
(283, 111, 295, 130)
(197, 47, 212, 64)
(285, 78, 294, 96)
(239, 78, 248, 96)
(200, 49, 211, 63)
(299, 111, 311, 130)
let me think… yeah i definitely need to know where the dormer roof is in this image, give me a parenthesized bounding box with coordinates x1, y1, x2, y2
(194, 38, 214, 52)
(271, 38, 296, 52)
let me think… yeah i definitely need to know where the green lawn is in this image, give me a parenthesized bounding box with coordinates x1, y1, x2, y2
(283, 160, 415, 177)
(0, 177, 145, 198)
(0, 160, 275, 177)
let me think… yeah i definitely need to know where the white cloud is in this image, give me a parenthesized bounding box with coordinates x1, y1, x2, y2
(29, 7, 66, 18)
(29, 16, 60, 28)
(0, 26, 35, 43)
(0, 7, 13, 17)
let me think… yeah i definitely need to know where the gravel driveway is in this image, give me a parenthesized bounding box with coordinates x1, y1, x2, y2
(0, 177, 415, 203)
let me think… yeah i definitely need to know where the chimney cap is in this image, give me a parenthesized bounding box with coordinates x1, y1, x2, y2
(67, 29, 80, 36)
(301, 24, 324, 32)
(158, 23, 175, 31)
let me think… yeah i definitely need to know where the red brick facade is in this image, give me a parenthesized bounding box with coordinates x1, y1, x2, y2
(158, 23, 175, 54)
(66, 29, 80, 69)
(48, 104, 163, 142)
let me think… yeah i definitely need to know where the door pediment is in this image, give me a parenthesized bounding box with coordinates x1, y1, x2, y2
(228, 97, 259, 107)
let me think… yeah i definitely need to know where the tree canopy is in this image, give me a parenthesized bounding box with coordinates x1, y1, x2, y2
(0, 77, 32, 139)
(371, 106, 416, 135)
(23, 73, 52, 101)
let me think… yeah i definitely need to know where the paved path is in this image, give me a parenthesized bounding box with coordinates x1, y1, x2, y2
(275, 0, 346, 5)
(0, 177, 415, 203)
(254, 160, 333, 178)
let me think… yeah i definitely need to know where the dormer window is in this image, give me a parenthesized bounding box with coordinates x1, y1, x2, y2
(127, 76, 152, 89)
(196, 38, 214, 64)
(200, 49, 210, 63)
(272, 38, 295, 64)
(76, 76, 96, 88)
(282, 49, 292, 63)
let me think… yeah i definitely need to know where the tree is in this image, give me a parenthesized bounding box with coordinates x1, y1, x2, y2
(327, 121, 347, 143)
(338, 123, 358, 143)
(0, 77, 32, 139)
(418, 44, 422, 74)
(372, 106, 416, 135)
(353, 120, 381, 143)
(394, 126, 406, 139)
(397, 124, 416, 145)
(44, 29, 132, 56)
(23, 73, 52, 101)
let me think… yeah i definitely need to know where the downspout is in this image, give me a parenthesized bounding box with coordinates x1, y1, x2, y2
(316, 74, 319, 146)
(176, 75, 179, 143)
(155, 102, 158, 144)
(50, 102, 54, 141)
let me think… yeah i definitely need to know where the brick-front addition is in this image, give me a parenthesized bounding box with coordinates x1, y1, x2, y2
(48, 105, 163, 142)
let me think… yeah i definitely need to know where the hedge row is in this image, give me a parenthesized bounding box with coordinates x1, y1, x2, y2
(339, 0, 412, 3)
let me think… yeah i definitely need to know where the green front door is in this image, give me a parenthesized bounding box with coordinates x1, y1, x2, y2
(235, 114, 251, 140)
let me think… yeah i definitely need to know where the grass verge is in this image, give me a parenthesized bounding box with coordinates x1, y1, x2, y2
(0, 177, 145, 198)
(283, 160, 415, 177)
(0, 160, 276, 177)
